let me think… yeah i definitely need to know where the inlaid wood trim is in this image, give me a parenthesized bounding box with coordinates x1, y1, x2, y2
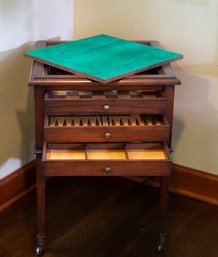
(1, 161, 218, 212)
(0, 160, 36, 212)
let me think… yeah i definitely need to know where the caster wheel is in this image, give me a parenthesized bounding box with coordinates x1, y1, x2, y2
(157, 233, 166, 252)
(36, 235, 44, 256)
(158, 244, 164, 252)
(36, 246, 44, 256)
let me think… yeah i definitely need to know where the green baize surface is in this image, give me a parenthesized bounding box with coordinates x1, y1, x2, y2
(25, 34, 182, 82)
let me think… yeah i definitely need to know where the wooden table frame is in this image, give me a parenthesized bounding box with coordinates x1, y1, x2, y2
(28, 40, 181, 256)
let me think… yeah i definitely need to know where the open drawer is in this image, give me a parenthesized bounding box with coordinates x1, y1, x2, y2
(44, 90, 167, 115)
(44, 114, 170, 143)
(42, 142, 172, 176)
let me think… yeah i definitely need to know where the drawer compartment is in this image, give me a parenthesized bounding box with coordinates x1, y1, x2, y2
(44, 114, 170, 142)
(45, 90, 167, 115)
(42, 142, 172, 176)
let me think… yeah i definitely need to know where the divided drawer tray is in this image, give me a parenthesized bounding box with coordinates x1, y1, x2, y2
(45, 90, 167, 115)
(44, 114, 170, 142)
(42, 142, 172, 176)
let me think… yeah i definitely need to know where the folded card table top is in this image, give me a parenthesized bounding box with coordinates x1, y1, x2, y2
(24, 34, 183, 83)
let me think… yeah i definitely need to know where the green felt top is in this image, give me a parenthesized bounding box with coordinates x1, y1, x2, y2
(24, 34, 183, 83)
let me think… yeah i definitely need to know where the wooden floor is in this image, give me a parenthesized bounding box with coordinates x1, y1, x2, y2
(0, 177, 218, 257)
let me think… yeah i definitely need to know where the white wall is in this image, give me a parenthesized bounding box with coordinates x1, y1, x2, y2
(0, 0, 73, 179)
(74, 0, 218, 175)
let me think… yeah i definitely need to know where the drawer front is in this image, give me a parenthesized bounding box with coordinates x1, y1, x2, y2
(45, 99, 167, 115)
(43, 160, 172, 176)
(42, 143, 172, 177)
(44, 91, 167, 115)
(44, 126, 169, 143)
(44, 115, 170, 143)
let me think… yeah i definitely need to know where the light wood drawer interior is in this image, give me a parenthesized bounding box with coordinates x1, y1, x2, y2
(46, 114, 167, 127)
(43, 142, 169, 161)
(44, 114, 170, 143)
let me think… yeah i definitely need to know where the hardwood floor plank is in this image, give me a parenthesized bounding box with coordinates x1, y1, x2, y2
(0, 177, 218, 257)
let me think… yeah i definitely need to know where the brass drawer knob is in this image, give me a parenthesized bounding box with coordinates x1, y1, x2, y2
(105, 166, 112, 173)
(105, 132, 111, 138)
(104, 104, 110, 110)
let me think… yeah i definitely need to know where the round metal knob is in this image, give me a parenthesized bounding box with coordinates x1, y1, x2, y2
(105, 132, 111, 138)
(105, 166, 112, 173)
(104, 105, 110, 110)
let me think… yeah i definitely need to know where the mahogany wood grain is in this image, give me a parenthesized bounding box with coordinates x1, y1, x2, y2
(164, 85, 175, 146)
(43, 160, 172, 177)
(29, 77, 180, 88)
(36, 154, 45, 236)
(44, 126, 170, 143)
(45, 98, 167, 115)
(34, 87, 45, 150)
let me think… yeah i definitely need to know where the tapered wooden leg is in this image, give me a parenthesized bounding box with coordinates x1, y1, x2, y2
(36, 154, 45, 256)
(158, 176, 168, 251)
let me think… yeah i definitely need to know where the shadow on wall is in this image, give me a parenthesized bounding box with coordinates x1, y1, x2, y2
(180, 24, 218, 79)
(174, 0, 210, 5)
(0, 43, 35, 173)
(172, 63, 218, 173)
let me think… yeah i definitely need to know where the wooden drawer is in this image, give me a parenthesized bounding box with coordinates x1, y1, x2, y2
(44, 90, 167, 115)
(44, 114, 170, 143)
(42, 142, 172, 176)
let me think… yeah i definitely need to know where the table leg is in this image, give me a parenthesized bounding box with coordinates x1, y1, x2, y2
(36, 155, 45, 256)
(158, 176, 168, 251)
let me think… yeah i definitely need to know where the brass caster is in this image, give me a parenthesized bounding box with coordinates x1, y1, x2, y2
(158, 233, 166, 252)
(36, 235, 44, 256)
(36, 246, 44, 256)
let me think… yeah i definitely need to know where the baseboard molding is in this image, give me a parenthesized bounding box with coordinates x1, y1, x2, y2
(0, 160, 36, 212)
(150, 164, 218, 206)
(128, 165, 218, 206)
(1, 161, 218, 212)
